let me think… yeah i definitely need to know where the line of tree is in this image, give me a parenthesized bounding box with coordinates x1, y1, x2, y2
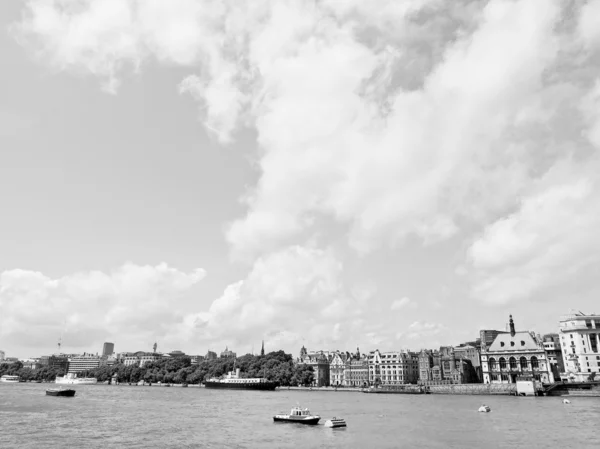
(0, 361, 66, 382)
(2, 351, 315, 386)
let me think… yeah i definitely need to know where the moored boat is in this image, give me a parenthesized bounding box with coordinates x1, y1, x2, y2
(0, 375, 20, 383)
(273, 407, 321, 425)
(324, 417, 347, 428)
(55, 373, 98, 385)
(204, 368, 277, 391)
(46, 388, 76, 397)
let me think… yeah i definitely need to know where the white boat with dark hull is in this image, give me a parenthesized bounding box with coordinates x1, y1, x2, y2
(55, 373, 98, 385)
(0, 375, 20, 383)
(273, 407, 321, 425)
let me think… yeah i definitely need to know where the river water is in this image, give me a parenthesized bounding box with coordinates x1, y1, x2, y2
(1, 383, 598, 448)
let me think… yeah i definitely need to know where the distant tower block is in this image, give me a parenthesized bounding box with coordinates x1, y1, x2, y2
(153, 342, 157, 353)
(102, 342, 115, 357)
(261, 340, 265, 356)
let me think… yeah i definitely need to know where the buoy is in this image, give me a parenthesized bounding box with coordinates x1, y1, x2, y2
(478, 405, 491, 413)
(563, 398, 571, 404)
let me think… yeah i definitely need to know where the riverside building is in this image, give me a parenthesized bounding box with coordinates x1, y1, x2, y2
(368, 350, 419, 386)
(68, 354, 101, 373)
(558, 310, 600, 382)
(481, 315, 553, 384)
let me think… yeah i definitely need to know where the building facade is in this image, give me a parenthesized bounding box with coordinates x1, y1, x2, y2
(68, 354, 101, 373)
(343, 349, 369, 387)
(481, 316, 553, 384)
(0, 350, 4, 362)
(329, 351, 348, 386)
(296, 346, 330, 387)
(102, 342, 114, 357)
(368, 350, 419, 386)
(558, 311, 600, 381)
(220, 347, 236, 359)
(542, 333, 565, 381)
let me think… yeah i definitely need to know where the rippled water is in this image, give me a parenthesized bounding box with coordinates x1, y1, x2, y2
(1, 383, 598, 448)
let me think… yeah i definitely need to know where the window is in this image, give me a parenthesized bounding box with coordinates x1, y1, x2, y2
(509, 357, 517, 369)
(500, 342, 505, 347)
(489, 358, 496, 370)
(499, 357, 506, 369)
(521, 341, 525, 346)
(510, 342, 515, 347)
(531, 357, 539, 369)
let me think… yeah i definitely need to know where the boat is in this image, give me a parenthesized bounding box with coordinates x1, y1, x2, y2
(46, 388, 76, 397)
(204, 368, 277, 391)
(55, 373, 98, 385)
(478, 405, 491, 413)
(273, 407, 321, 425)
(324, 417, 347, 428)
(0, 375, 20, 383)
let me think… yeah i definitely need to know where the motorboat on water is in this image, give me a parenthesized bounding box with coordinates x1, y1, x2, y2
(0, 375, 20, 383)
(273, 407, 321, 425)
(55, 373, 98, 385)
(478, 405, 491, 413)
(46, 388, 76, 397)
(324, 417, 347, 428)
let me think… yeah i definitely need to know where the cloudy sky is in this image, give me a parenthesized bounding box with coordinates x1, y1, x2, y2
(1, 0, 599, 359)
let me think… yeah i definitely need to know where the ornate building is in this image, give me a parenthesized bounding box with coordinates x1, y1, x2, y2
(343, 348, 369, 387)
(329, 351, 349, 386)
(558, 311, 600, 381)
(297, 346, 330, 387)
(220, 347, 236, 359)
(418, 347, 478, 385)
(481, 315, 553, 384)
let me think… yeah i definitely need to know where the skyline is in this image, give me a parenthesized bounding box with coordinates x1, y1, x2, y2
(2, 1, 600, 359)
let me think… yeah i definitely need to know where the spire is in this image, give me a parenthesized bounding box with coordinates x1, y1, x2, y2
(509, 315, 515, 337)
(260, 340, 265, 356)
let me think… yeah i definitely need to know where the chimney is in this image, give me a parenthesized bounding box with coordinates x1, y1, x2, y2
(509, 315, 516, 337)
(236, 368, 240, 377)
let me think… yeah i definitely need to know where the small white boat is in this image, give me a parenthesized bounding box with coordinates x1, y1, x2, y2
(55, 373, 97, 385)
(563, 398, 571, 404)
(478, 405, 491, 413)
(324, 417, 347, 428)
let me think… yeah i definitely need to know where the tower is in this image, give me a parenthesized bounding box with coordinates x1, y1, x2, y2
(509, 315, 516, 337)
(153, 342, 157, 353)
(261, 340, 265, 356)
(102, 342, 114, 357)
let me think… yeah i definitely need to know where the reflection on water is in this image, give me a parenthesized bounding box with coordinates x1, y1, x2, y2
(1, 383, 598, 448)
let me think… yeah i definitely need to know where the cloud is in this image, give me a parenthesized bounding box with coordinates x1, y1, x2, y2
(397, 321, 448, 343)
(10, 0, 600, 337)
(183, 245, 371, 350)
(391, 297, 414, 311)
(0, 263, 205, 355)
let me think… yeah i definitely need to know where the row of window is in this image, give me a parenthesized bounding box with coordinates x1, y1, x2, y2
(488, 356, 539, 370)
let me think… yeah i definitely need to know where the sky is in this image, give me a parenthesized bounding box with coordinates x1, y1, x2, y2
(1, 0, 599, 359)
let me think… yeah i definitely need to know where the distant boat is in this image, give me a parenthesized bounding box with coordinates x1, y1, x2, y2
(55, 373, 97, 385)
(204, 368, 277, 391)
(0, 375, 20, 383)
(274, 406, 321, 425)
(46, 388, 76, 397)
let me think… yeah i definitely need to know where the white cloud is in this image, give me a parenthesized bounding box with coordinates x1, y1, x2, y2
(10, 0, 600, 341)
(0, 263, 205, 355)
(391, 297, 414, 311)
(183, 245, 371, 350)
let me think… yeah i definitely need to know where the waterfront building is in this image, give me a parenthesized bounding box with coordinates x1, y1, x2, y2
(102, 342, 114, 357)
(220, 347, 236, 359)
(418, 347, 478, 385)
(205, 350, 218, 361)
(329, 351, 349, 386)
(40, 355, 69, 372)
(122, 351, 161, 367)
(139, 352, 161, 366)
(368, 350, 419, 386)
(0, 350, 4, 362)
(418, 350, 434, 382)
(453, 344, 482, 382)
(481, 315, 553, 384)
(190, 355, 205, 365)
(343, 350, 369, 387)
(296, 346, 330, 387)
(21, 358, 42, 369)
(68, 354, 101, 373)
(542, 333, 565, 381)
(558, 311, 600, 381)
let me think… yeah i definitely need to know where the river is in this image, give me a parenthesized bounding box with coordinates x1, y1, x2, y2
(1, 383, 597, 448)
